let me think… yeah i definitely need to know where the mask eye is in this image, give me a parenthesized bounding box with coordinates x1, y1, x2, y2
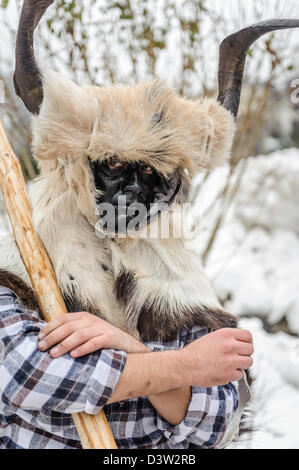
(140, 164, 153, 175)
(107, 159, 126, 170)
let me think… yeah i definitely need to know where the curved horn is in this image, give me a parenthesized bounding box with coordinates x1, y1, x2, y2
(14, 0, 55, 115)
(217, 19, 299, 118)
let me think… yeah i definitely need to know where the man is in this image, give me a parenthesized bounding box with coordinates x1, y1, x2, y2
(0, 284, 253, 449)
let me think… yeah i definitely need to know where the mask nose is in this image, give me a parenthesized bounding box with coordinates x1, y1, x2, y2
(124, 170, 143, 200)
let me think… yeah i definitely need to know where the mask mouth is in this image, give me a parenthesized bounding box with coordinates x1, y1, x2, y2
(147, 179, 181, 219)
(94, 180, 181, 238)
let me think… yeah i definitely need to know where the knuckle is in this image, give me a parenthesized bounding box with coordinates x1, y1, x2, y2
(75, 330, 86, 342)
(65, 324, 74, 335)
(72, 312, 82, 320)
(90, 337, 101, 348)
(243, 329, 253, 342)
(82, 312, 93, 322)
(58, 314, 67, 323)
(243, 358, 253, 370)
(73, 312, 84, 320)
(224, 328, 236, 336)
(219, 328, 236, 341)
(71, 312, 85, 320)
(58, 341, 66, 350)
(217, 328, 229, 338)
(222, 339, 234, 354)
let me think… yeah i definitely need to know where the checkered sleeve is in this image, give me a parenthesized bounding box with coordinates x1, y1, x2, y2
(0, 287, 127, 415)
(156, 382, 239, 448)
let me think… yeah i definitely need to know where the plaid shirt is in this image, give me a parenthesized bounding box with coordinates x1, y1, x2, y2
(0, 286, 241, 449)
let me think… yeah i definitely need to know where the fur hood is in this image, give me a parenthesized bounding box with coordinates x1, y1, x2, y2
(32, 72, 235, 184)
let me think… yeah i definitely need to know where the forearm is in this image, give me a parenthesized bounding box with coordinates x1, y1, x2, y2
(108, 340, 191, 425)
(107, 349, 186, 404)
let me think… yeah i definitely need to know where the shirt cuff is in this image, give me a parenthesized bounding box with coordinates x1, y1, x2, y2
(156, 383, 239, 447)
(85, 348, 127, 414)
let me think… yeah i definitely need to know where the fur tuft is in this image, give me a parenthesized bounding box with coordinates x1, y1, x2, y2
(0, 269, 40, 313)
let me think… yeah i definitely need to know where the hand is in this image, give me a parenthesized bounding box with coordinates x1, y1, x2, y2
(180, 328, 254, 387)
(37, 312, 148, 358)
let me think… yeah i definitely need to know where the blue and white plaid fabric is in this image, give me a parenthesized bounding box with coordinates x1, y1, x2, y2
(0, 286, 239, 449)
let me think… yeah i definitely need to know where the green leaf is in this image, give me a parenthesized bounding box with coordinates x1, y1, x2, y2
(154, 41, 165, 50)
(120, 12, 133, 19)
(63, 0, 75, 13)
(1, 0, 10, 8)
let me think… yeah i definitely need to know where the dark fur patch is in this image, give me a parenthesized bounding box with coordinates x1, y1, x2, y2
(137, 302, 237, 342)
(63, 289, 103, 318)
(114, 270, 137, 307)
(64, 293, 86, 314)
(0, 269, 40, 313)
(0, 269, 104, 321)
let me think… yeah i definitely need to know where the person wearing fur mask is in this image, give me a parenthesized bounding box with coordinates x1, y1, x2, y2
(1, 0, 297, 449)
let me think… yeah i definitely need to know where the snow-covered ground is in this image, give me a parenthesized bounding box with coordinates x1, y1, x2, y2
(0, 148, 299, 448)
(229, 316, 299, 449)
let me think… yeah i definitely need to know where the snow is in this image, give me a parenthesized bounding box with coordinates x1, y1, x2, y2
(191, 148, 299, 448)
(200, 149, 299, 335)
(227, 317, 299, 449)
(0, 148, 299, 448)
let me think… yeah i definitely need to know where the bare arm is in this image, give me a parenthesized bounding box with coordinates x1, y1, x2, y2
(108, 341, 192, 425)
(107, 349, 186, 403)
(38, 316, 191, 424)
(38, 313, 253, 425)
(100, 343, 191, 424)
(107, 327, 253, 401)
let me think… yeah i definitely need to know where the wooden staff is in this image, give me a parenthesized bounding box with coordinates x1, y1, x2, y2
(0, 118, 117, 449)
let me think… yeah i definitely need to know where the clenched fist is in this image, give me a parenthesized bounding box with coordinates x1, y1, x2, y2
(180, 328, 254, 387)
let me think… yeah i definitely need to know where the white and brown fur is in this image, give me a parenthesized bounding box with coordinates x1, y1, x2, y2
(0, 72, 237, 342)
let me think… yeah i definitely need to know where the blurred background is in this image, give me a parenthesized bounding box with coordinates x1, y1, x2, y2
(0, 0, 299, 448)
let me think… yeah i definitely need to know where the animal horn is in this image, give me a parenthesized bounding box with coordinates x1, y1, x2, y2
(14, 0, 55, 115)
(217, 19, 299, 118)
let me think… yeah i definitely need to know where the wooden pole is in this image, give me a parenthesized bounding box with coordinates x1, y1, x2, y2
(0, 118, 117, 449)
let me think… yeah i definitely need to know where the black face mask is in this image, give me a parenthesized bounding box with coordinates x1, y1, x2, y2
(89, 157, 181, 235)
